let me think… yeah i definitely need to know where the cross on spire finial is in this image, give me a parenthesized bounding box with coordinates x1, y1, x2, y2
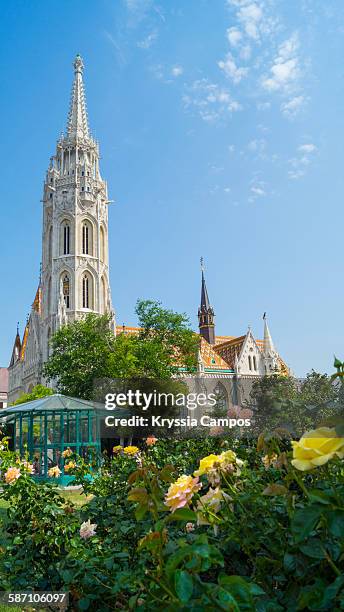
(200, 256, 204, 273)
(74, 54, 84, 74)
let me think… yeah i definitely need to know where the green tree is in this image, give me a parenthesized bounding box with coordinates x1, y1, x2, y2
(43, 301, 198, 399)
(43, 313, 117, 399)
(12, 384, 54, 406)
(249, 371, 342, 435)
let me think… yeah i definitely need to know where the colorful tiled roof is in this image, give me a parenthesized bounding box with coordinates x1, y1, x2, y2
(199, 336, 231, 370)
(214, 335, 247, 369)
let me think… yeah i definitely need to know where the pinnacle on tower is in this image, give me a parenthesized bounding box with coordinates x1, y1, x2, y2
(66, 54, 90, 139)
(198, 258, 216, 345)
(263, 313, 275, 356)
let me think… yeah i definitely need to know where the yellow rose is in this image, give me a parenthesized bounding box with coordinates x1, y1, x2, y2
(62, 447, 73, 458)
(291, 427, 344, 471)
(194, 454, 223, 477)
(123, 446, 140, 456)
(64, 461, 76, 472)
(165, 474, 202, 513)
(4, 467, 21, 484)
(194, 450, 240, 477)
(48, 465, 61, 478)
(113, 445, 123, 454)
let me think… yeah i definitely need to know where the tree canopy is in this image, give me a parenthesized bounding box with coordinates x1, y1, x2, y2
(12, 385, 54, 406)
(44, 300, 198, 399)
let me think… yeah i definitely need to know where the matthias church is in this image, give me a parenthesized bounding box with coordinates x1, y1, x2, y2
(8, 56, 289, 404)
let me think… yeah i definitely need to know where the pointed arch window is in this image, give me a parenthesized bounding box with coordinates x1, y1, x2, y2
(82, 221, 92, 255)
(63, 274, 70, 309)
(82, 273, 93, 309)
(64, 224, 70, 255)
(100, 276, 106, 313)
(47, 328, 51, 358)
(47, 277, 52, 315)
(100, 226, 105, 262)
(48, 226, 53, 261)
(248, 356, 252, 370)
(253, 356, 257, 371)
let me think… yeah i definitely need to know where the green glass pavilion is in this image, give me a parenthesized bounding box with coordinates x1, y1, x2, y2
(0, 395, 103, 482)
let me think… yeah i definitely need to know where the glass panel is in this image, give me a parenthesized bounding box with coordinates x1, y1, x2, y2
(64, 412, 76, 443)
(32, 416, 42, 448)
(90, 415, 97, 442)
(22, 417, 29, 450)
(15, 418, 20, 451)
(81, 414, 89, 442)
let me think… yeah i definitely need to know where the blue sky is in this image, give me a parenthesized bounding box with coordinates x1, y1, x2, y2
(1, 0, 344, 376)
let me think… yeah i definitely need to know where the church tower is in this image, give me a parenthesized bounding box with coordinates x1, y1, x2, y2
(198, 258, 216, 345)
(41, 55, 114, 361)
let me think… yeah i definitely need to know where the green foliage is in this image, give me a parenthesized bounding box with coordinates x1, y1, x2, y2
(0, 436, 344, 609)
(12, 384, 53, 406)
(249, 371, 343, 435)
(44, 301, 198, 399)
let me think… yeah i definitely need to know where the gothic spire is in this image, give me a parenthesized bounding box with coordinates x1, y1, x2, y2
(198, 258, 216, 345)
(200, 257, 211, 311)
(66, 54, 90, 139)
(263, 313, 275, 355)
(9, 324, 22, 367)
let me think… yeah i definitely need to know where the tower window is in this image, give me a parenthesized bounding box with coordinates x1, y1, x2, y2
(63, 274, 70, 309)
(49, 193, 53, 199)
(82, 274, 89, 308)
(248, 356, 252, 370)
(63, 224, 70, 255)
(253, 356, 257, 370)
(82, 223, 89, 255)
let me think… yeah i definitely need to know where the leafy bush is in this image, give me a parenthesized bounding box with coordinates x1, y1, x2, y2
(0, 433, 343, 610)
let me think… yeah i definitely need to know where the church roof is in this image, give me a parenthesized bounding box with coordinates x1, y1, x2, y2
(199, 336, 232, 371)
(32, 285, 42, 314)
(214, 335, 247, 369)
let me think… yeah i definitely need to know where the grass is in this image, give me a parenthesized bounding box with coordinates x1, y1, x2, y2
(59, 488, 93, 507)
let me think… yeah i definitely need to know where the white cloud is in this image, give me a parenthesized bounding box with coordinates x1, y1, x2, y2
(257, 101, 271, 110)
(183, 79, 242, 122)
(251, 185, 266, 196)
(224, 187, 231, 193)
(238, 2, 263, 40)
(240, 44, 252, 60)
(262, 33, 301, 93)
(288, 169, 305, 180)
(227, 27, 243, 46)
(287, 142, 317, 180)
(299, 143, 317, 153)
(281, 95, 305, 118)
(218, 53, 249, 83)
(137, 29, 158, 49)
(171, 65, 183, 77)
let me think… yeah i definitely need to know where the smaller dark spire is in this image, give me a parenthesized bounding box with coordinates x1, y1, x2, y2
(198, 258, 215, 345)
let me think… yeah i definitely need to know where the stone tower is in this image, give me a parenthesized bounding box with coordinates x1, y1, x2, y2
(41, 54, 114, 360)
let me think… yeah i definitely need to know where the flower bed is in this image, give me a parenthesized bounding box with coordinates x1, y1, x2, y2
(0, 431, 343, 610)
